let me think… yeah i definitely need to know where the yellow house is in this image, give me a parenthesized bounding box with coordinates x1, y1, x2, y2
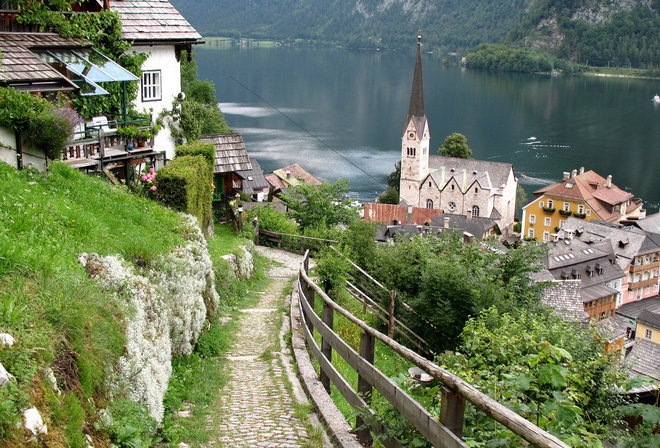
(521, 168, 644, 242)
(636, 310, 660, 344)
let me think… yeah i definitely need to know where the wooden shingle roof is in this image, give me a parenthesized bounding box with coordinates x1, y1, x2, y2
(200, 133, 253, 175)
(0, 33, 88, 90)
(108, 0, 202, 43)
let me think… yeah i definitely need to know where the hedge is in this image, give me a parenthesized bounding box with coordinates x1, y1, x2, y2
(174, 141, 215, 172)
(157, 155, 213, 233)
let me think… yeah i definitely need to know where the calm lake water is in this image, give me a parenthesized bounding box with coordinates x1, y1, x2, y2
(196, 45, 660, 211)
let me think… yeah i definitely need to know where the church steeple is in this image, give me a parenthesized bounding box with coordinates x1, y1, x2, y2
(399, 35, 430, 208)
(405, 35, 425, 127)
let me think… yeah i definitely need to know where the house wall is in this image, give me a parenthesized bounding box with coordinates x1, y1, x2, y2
(522, 195, 594, 241)
(624, 254, 660, 305)
(636, 322, 660, 344)
(131, 45, 182, 161)
(584, 293, 617, 321)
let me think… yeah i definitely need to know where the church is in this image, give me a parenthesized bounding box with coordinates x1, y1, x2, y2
(399, 37, 518, 237)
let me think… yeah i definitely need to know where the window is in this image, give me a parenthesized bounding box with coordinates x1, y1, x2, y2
(451, 184, 455, 191)
(426, 199, 433, 209)
(646, 286, 651, 294)
(547, 199, 554, 208)
(543, 231, 550, 242)
(539, 201, 544, 208)
(559, 220, 566, 228)
(406, 147, 416, 156)
(544, 217, 551, 227)
(472, 205, 480, 217)
(645, 328, 653, 339)
(475, 188, 479, 194)
(142, 70, 162, 101)
(577, 204, 585, 214)
(529, 214, 536, 224)
(528, 228, 535, 238)
(428, 182, 432, 187)
(586, 210, 591, 216)
(563, 202, 570, 211)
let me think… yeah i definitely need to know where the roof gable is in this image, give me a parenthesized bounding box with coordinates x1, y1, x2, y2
(108, 0, 202, 43)
(428, 156, 513, 192)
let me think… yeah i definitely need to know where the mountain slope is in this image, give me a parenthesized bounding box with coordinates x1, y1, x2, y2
(170, 0, 535, 52)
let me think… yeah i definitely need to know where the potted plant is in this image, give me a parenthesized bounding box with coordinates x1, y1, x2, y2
(117, 126, 153, 150)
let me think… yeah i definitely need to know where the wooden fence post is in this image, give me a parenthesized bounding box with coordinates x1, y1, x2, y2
(440, 386, 465, 439)
(356, 331, 375, 446)
(303, 253, 315, 335)
(388, 290, 397, 338)
(320, 300, 334, 394)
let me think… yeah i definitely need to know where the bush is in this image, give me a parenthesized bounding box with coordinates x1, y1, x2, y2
(175, 141, 216, 170)
(156, 155, 213, 234)
(26, 107, 81, 160)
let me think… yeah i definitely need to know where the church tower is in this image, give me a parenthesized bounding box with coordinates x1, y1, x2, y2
(399, 35, 430, 207)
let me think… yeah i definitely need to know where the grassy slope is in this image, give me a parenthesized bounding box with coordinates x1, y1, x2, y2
(0, 162, 191, 445)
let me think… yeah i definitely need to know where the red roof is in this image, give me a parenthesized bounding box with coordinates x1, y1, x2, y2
(363, 203, 441, 225)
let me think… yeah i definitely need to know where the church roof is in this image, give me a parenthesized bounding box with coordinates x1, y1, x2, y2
(403, 37, 426, 137)
(426, 156, 513, 193)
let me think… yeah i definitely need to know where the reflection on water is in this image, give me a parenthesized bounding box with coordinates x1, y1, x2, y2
(199, 46, 660, 210)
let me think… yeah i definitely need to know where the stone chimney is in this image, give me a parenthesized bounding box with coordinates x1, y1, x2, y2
(579, 167, 585, 175)
(467, 209, 472, 220)
(444, 217, 450, 228)
(606, 175, 612, 188)
(286, 170, 291, 179)
(563, 171, 571, 180)
(572, 169, 578, 178)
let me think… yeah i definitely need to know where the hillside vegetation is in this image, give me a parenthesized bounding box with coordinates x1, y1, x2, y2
(170, 0, 534, 52)
(0, 162, 224, 446)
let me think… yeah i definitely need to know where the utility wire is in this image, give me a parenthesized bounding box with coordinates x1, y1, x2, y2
(199, 53, 388, 189)
(199, 52, 445, 226)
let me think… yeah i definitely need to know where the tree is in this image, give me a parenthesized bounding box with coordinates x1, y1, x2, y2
(439, 133, 472, 158)
(279, 179, 357, 231)
(378, 187, 399, 204)
(386, 161, 401, 192)
(516, 184, 529, 218)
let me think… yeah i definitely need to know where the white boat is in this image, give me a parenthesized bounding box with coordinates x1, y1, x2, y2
(653, 94, 660, 103)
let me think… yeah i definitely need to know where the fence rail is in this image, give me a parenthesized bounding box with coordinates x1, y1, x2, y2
(297, 250, 570, 448)
(257, 228, 337, 254)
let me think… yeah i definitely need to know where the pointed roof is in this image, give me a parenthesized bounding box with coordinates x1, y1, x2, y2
(403, 36, 426, 136)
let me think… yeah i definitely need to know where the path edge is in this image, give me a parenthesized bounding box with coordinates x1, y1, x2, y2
(290, 280, 363, 448)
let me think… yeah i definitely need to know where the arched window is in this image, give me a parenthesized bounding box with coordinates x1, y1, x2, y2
(472, 205, 480, 217)
(426, 199, 433, 209)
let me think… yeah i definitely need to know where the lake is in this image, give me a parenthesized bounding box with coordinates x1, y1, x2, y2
(196, 45, 660, 212)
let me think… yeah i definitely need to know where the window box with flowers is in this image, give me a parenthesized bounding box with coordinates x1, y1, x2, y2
(559, 209, 572, 216)
(542, 206, 556, 214)
(573, 212, 587, 219)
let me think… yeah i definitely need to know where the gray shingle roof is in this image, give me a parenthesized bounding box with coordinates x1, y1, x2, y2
(236, 157, 268, 194)
(633, 212, 660, 235)
(637, 310, 660, 330)
(626, 338, 660, 381)
(593, 316, 627, 343)
(541, 280, 590, 322)
(108, 0, 202, 43)
(617, 296, 660, 321)
(0, 33, 87, 89)
(200, 133, 253, 174)
(429, 214, 500, 240)
(427, 156, 513, 193)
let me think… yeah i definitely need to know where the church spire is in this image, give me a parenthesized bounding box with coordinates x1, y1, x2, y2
(404, 35, 425, 135)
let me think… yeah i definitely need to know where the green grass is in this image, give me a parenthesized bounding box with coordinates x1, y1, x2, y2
(0, 162, 199, 445)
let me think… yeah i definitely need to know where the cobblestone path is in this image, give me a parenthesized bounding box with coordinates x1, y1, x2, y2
(206, 247, 328, 448)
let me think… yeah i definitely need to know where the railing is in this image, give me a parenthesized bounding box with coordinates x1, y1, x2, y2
(297, 250, 570, 448)
(64, 116, 152, 162)
(629, 261, 660, 273)
(257, 228, 337, 254)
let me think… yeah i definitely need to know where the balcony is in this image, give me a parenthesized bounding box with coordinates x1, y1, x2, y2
(629, 261, 660, 274)
(63, 115, 160, 172)
(628, 277, 659, 290)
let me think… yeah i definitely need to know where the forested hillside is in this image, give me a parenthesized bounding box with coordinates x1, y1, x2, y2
(170, 0, 534, 52)
(507, 0, 660, 68)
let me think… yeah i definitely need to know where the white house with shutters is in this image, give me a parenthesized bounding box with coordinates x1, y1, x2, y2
(109, 0, 203, 159)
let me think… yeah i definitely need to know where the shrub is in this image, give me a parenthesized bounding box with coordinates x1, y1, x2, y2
(175, 141, 215, 171)
(157, 156, 213, 234)
(26, 106, 82, 159)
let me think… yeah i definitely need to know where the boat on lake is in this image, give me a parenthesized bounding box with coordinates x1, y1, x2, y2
(653, 94, 660, 103)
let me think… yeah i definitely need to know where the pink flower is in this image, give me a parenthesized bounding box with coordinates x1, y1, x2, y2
(142, 175, 148, 181)
(149, 167, 155, 174)
(150, 186, 157, 191)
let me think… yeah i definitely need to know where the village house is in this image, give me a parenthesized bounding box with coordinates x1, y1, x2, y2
(560, 218, 660, 306)
(617, 297, 660, 383)
(398, 37, 517, 237)
(521, 168, 645, 241)
(0, 0, 202, 175)
(265, 163, 322, 200)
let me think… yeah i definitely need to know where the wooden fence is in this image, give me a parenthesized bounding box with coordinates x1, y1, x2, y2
(297, 250, 570, 448)
(257, 228, 337, 254)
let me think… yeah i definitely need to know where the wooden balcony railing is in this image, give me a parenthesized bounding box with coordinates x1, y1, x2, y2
(629, 260, 660, 273)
